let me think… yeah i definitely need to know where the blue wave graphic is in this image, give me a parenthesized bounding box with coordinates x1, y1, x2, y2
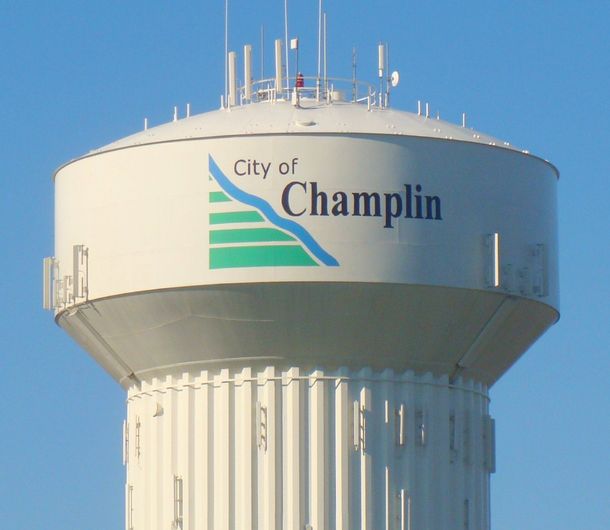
(209, 156, 339, 267)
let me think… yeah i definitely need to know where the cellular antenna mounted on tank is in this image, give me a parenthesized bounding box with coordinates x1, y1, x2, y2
(384, 43, 391, 106)
(323, 11, 328, 95)
(223, 0, 229, 108)
(244, 44, 253, 102)
(378, 42, 392, 107)
(352, 47, 357, 102)
(317, 0, 324, 99)
(260, 25, 265, 79)
(284, 0, 290, 90)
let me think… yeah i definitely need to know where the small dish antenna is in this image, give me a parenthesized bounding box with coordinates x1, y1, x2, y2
(391, 70, 400, 88)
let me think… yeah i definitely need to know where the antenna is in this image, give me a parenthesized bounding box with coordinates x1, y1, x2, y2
(378, 43, 385, 78)
(291, 38, 300, 105)
(224, 0, 228, 108)
(383, 43, 396, 107)
(378, 43, 385, 107)
(228, 51, 237, 107)
(260, 25, 265, 80)
(352, 47, 357, 102)
(323, 11, 328, 94)
(390, 71, 400, 87)
(284, 0, 290, 90)
(384, 43, 390, 106)
(291, 38, 299, 80)
(274, 39, 283, 97)
(317, 0, 323, 99)
(244, 44, 252, 101)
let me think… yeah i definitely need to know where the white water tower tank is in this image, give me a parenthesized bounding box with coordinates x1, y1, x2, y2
(46, 65, 558, 530)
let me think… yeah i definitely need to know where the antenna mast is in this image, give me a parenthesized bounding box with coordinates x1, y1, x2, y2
(378, 42, 385, 107)
(385, 43, 390, 107)
(260, 25, 265, 80)
(224, 0, 228, 107)
(317, 0, 322, 99)
(323, 11, 328, 94)
(352, 47, 357, 102)
(284, 0, 290, 91)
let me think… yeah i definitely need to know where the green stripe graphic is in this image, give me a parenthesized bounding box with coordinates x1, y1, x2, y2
(210, 245, 318, 268)
(210, 228, 296, 244)
(209, 211, 264, 224)
(209, 191, 232, 203)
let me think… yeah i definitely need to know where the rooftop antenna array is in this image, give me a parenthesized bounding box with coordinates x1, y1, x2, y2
(216, 1, 407, 110)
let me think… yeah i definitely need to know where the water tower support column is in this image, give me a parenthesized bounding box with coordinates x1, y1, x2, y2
(124, 366, 492, 530)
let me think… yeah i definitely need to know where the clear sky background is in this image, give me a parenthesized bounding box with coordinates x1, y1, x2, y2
(1, 1, 608, 529)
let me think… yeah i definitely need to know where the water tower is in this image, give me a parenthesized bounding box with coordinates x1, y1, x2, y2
(45, 36, 558, 530)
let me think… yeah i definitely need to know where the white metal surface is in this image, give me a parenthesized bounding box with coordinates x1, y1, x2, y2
(54, 123, 557, 306)
(125, 367, 491, 530)
(53, 117, 558, 386)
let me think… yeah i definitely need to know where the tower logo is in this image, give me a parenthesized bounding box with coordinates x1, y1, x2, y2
(208, 155, 339, 269)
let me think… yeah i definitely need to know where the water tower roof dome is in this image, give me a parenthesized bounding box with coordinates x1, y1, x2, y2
(92, 100, 521, 155)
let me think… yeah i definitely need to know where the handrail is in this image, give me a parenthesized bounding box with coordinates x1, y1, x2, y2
(237, 76, 378, 106)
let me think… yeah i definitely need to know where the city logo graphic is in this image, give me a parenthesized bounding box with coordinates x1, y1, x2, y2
(208, 155, 339, 269)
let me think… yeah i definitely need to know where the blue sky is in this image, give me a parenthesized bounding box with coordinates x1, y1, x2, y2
(1, 1, 608, 528)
